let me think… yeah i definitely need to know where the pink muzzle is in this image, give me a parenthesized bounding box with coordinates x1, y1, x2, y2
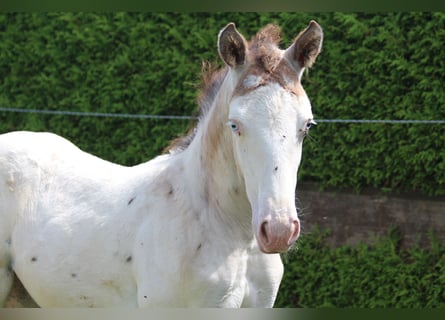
(256, 216, 300, 253)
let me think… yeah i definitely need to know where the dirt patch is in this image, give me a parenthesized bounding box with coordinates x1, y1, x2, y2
(297, 183, 445, 248)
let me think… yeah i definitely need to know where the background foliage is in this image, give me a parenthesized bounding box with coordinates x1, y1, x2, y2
(0, 12, 444, 195)
(275, 228, 445, 307)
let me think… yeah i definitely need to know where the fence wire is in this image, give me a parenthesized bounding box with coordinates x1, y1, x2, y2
(0, 107, 196, 120)
(1, 107, 445, 124)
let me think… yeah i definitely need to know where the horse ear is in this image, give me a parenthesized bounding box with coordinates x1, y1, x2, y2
(218, 23, 248, 67)
(285, 20, 323, 71)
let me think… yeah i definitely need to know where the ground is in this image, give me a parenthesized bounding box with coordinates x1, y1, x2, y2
(5, 275, 38, 307)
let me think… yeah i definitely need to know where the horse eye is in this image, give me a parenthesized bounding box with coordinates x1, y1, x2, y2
(306, 119, 317, 130)
(301, 119, 316, 137)
(227, 120, 241, 136)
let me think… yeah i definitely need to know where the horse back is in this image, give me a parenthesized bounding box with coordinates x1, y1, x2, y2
(0, 131, 125, 221)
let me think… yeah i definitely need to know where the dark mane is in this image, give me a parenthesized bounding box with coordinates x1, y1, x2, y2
(165, 24, 282, 154)
(165, 62, 228, 154)
(197, 62, 229, 123)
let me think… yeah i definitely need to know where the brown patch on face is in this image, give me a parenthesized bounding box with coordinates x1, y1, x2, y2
(232, 55, 305, 98)
(232, 24, 307, 99)
(271, 58, 306, 96)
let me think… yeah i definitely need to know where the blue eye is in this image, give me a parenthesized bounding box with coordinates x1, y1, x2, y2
(227, 120, 241, 136)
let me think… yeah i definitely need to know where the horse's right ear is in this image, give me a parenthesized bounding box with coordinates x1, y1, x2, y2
(218, 23, 248, 68)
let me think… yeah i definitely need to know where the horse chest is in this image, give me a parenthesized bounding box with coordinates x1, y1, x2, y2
(187, 248, 250, 306)
(133, 231, 250, 307)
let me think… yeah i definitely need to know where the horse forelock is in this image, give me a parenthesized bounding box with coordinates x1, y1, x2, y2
(248, 24, 282, 73)
(235, 23, 305, 97)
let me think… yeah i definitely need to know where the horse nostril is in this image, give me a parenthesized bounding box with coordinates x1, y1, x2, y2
(289, 219, 300, 244)
(260, 221, 270, 245)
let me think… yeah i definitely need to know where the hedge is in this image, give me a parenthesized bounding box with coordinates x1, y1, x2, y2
(0, 12, 444, 195)
(275, 227, 445, 308)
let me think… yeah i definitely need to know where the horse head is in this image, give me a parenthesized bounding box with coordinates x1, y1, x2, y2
(218, 21, 323, 253)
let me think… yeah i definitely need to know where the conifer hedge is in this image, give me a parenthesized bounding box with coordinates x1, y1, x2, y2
(275, 228, 445, 307)
(0, 12, 444, 195)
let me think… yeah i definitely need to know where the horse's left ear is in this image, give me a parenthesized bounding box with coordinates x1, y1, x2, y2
(218, 23, 248, 68)
(285, 20, 323, 71)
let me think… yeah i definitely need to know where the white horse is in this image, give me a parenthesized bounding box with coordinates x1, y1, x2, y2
(0, 21, 323, 307)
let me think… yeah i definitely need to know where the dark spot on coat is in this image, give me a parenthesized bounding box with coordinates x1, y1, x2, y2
(274, 166, 279, 172)
(71, 273, 77, 278)
(31, 256, 37, 262)
(126, 256, 132, 263)
(196, 243, 202, 251)
(168, 186, 174, 196)
(127, 197, 135, 205)
(6, 238, 11, 246)
(144, 295, 148, 299)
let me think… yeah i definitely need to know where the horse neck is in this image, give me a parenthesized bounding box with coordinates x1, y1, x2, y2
(181, 71, 252, 239)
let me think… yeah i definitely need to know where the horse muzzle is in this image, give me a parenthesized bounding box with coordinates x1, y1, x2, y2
(255, 213, 300, 253)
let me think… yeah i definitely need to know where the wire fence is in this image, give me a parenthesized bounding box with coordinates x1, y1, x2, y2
(1, 106, 445, 124)
(0, 107, 196, 121)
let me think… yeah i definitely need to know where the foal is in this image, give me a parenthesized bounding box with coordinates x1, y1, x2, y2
(0, 20, 323, 307)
